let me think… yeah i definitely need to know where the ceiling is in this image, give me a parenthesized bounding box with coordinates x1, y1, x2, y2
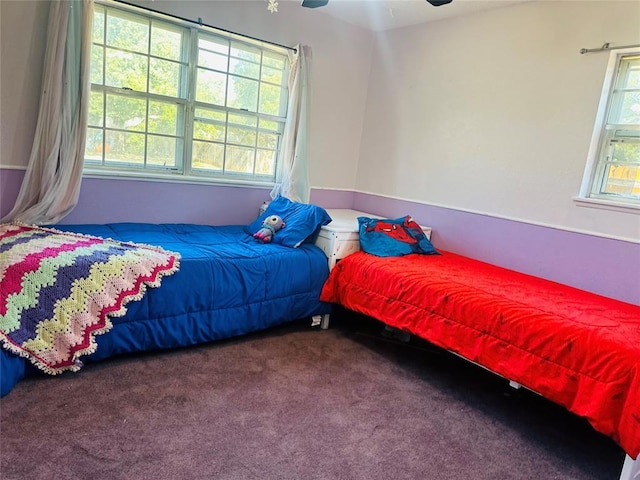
(310, 0, 530, 32)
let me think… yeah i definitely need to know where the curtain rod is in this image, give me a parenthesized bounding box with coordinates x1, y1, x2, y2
(580, 42, 640, 54)
(111, 0, 297, 53)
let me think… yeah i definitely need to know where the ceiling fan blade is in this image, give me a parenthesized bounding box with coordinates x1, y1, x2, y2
(300, 0, 452, 9)
(301, 0, 329, 8)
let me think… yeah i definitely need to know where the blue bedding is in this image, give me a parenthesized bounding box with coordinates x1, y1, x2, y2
(1, 223, 331, 397)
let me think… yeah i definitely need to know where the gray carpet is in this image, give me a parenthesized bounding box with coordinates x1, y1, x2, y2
(0, 313, 625, 480)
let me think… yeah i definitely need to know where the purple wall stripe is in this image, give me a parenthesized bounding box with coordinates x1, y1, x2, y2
(351, 192, 639, 306)
(1, 169, 637, 305)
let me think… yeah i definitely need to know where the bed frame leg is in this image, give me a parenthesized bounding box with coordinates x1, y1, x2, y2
(620, 454, 639, 480)
(320, 314, 330, 330)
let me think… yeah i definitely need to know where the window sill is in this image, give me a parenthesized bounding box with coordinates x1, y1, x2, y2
(82, 168, 275, 190)
(573, 196, 640, 215)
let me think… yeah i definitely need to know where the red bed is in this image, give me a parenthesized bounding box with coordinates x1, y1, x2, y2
(320, 250, 640, 461)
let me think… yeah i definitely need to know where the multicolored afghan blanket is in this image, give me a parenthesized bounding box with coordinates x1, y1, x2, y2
(0, 223, 180, 375)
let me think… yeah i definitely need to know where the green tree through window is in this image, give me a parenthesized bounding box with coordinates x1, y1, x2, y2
(580, 50, 640, 208)
(86, 1, 290, 184)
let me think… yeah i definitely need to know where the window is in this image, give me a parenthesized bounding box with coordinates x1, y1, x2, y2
(579, 49, 640, 210)
(86, 1, 290, 185)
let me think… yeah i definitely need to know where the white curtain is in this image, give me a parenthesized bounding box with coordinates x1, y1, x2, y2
(271, 44, 311, 204)
(2, 0, 94, 225)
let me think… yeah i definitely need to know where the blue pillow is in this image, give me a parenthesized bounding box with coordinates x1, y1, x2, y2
(245, 195, 332, 248)
(358, 215, 438, 257)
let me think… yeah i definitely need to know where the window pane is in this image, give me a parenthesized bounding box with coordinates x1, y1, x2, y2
(196, 69, 227, 105)
(610, 57, 640, 125)
(106, 94, 146, 131)
(199, 50, 228, 71)
(227, 125, 256, 147)
(85, 128, 105, 161)
(230, 57, 260, 79)
(195, 108, 226, 123)
(259, 118, 279, 131)
(88, 91, 104, 127)
(225, 145, 254, 173)
(91, 45, 104, 85)
(228, 113, 256, 127)
(147, 135, 177, 168)
(620, 56, 640, 88)
(256, 149, 276, 176)
(105, 49, 148, 91)
(149, 58, 181, 97)
(612, 138, 640, 164)
(601, 164, 640, 197)
(93, 8, 105, 44)
(627, 69, 640, 88)
(105, 131, 145, 166)
(259, 83, 282, 116)
(263, 51, 285, 70)
(148, 101, 178, 135)
(257, 131, 277, 149)
(617, 92, 640, 125)
(192, 141, 223, 171)
(106, 12, 148, 54)
(194, 120, 225, 142)
(199, 37, 229, 56)
(228, 76, 258, 111)
(150, 23, 182, 61)
(261, 65, 283, 85)
(231, 42, 260, 64)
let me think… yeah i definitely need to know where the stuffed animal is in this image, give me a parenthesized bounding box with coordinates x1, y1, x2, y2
(253, 215, 285, 243)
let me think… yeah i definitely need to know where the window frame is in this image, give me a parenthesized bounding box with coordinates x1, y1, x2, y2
(576, 47, 640, 214)
(84, 0, 291, 187)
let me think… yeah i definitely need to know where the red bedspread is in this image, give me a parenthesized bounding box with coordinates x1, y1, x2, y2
(320, 251, 640, 459)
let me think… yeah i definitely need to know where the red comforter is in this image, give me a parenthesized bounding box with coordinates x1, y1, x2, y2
(320, 251, 640, 459)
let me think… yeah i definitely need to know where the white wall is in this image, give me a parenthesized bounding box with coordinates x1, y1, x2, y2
(0, 1, 49, 177)
(0, 0, 372, 192)
(2, 0, 639, 242)
(357, 0, 640, 242)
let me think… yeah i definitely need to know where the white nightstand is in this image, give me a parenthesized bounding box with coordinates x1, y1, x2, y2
(315, 209, 432, 271)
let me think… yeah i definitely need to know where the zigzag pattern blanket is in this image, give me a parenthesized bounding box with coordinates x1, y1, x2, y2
(0, 223, 180, 375)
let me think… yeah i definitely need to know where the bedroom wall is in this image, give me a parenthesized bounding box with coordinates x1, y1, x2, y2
(349, 0, 640, 305)
(1, 0, 638, 305)
(358, 0, 640, 241)
(0, 0, 372, 223)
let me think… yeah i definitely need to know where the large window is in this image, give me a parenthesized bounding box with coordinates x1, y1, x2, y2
(579, 49, 640, 210)
(86, 1, 290, 184)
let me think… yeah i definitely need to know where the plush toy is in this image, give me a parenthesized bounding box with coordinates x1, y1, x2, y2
(253, 215, 285, 243)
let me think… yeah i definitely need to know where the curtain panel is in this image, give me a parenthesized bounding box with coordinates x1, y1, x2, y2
(2, 0, 93, 225)
(271, 45, 312, 204)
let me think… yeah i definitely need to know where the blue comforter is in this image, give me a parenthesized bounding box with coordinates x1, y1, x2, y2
(1, 223, 330, 397)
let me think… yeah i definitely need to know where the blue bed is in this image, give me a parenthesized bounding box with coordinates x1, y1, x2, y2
(1, 223, 331, 397)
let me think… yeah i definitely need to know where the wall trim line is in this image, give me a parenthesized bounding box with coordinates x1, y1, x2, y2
(309, 186, 639, 245)
(2, 173, 636, 245)
(0, 165, 27, 171)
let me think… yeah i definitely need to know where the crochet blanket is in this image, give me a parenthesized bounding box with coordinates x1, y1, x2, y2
(0, 223, 180, 375)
